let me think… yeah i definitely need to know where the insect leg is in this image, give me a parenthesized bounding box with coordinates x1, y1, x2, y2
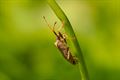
(58, 21, 64, 31)
(62, 33, 68, 43)
(73, 56, 79, 64)
(67, 47, 70, 59)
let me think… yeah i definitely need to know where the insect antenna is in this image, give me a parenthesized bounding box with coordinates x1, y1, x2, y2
(53, 21, 57, 30)
(43, 16, 58, 37)
(43, 16, 53, 31)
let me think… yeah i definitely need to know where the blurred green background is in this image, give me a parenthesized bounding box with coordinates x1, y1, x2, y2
(0, 0, 120, 80)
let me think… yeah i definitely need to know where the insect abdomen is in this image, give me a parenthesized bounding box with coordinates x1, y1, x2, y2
(55, 40, 78, 65)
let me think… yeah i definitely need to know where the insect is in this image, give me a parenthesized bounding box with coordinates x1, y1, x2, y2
(43, 16, 78, 65)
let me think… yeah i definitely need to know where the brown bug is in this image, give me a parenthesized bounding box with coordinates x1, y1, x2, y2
(43, 16, 78, 65)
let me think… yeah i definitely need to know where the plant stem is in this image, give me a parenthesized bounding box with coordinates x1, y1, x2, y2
(47, 0, 89, 80)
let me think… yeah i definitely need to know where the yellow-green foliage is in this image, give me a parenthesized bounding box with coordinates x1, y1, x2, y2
(0, 0, 120, 80)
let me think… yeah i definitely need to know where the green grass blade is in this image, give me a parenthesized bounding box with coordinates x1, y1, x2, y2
(47, 0, 89, 80)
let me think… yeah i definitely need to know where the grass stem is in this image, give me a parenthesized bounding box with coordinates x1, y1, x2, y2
(47, 0, 89, 80)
